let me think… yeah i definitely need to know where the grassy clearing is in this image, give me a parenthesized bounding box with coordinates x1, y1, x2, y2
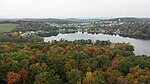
(0, 24, 17, 32)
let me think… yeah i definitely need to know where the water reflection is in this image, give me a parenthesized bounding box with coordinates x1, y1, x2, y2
(44, 32, 150, 56)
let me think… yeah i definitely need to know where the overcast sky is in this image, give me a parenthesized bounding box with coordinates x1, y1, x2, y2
(0, 0, 150, 18)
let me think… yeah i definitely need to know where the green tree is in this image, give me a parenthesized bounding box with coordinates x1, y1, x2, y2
(66, 69, 81, 84)
(34, 70, 62, 84)
(95, 55, 111, 69)
(118, 59, 134, 75)
(29, 63, 48, 83)
(92, 70, 106, 84)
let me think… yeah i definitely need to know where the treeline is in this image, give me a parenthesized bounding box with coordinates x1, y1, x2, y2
(60, 39, 111, 46)
(12, 22, 80, 37)
(37, 31, 59, 37)
(0, 40, 149, 84)
(14, 20, 150, 39)
(104, 22, 150, 39)
(0, 32, 43, 43)
(0, 20, 21, 24)
(12, 22, 59, 32)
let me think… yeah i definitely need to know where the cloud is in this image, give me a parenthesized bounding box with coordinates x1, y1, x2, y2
(0, 0, 150, 18)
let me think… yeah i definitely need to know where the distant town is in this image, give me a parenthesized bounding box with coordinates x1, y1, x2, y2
(0, 17, 150, 42)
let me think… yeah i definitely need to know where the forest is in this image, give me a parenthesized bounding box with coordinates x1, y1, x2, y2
(0, 40, 150, 84)
(0, 18, 150, 84)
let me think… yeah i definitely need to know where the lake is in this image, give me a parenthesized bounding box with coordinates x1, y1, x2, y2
(44, 32, 150, 56)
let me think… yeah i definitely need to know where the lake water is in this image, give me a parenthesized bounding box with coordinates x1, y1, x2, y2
(44, 32, 150, 56)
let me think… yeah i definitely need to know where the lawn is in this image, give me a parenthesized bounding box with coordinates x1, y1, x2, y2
(0, 24, 18, 32)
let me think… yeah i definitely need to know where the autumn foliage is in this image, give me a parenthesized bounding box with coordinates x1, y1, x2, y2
(18, 70, 28, 77)
(5, 72, 20, 84)
(0, 40, 149, 84)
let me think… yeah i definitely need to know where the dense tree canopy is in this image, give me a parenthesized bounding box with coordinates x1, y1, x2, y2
(0, 40, 149, 84)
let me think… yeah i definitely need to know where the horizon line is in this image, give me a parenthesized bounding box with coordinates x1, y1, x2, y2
(0, 16, 150, 20)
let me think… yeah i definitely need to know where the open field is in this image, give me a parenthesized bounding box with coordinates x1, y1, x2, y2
(0, 24, 17, 32)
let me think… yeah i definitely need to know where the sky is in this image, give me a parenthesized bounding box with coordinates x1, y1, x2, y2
(0, 0, 150, 18)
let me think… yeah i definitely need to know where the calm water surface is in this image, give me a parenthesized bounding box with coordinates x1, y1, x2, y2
(44, 32, 150, 56)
